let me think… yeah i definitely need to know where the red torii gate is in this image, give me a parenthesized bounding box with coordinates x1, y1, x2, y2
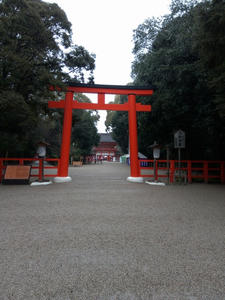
(49, 84, 153, 182)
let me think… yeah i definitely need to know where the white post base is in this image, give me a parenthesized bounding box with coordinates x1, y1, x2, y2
(145, 180, 166, 186)
(30, 180, 52, 186)
(127, 176, 144, 183)
(53, 176, 72, 183)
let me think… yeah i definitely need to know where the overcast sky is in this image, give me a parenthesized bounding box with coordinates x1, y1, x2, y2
(46, 0, 171, 132)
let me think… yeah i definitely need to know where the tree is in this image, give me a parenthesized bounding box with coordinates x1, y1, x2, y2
(70, 94, 100, 160)
(129, 0, 225, 160)
(33, 92, 100, 160)
(71, 110, 100, 160)
(0, 0, 96, 156)
(105, 95, 129, 154)
(194, 0, 225, 118)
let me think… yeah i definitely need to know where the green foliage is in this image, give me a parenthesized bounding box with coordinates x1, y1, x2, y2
(129, 0, 225, 160)
(107, 0, 225, 160)
(0, 90, 37, 156)
(193, 0, 225, 118)
(0, 0, 97, 157)
(71, 109, 100, 158)
(105, 95, 121, 132)
(105, 95, 129, 154)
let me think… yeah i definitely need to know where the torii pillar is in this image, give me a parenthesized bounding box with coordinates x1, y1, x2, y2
(49, 84, 153, 183)
(127, 94, 141, 181)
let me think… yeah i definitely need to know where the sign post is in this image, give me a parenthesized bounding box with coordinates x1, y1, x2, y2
(36, 141, 49, 182)
(174, 130, 186, 178)
(149, 141, 160, 182)
(30, 141, 52, 186)
(146, 141, 165, 186)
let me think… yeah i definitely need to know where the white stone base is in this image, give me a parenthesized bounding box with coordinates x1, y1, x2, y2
(53, 176, 72, 183)
(127, 176, 144, 183)
(145, 180, 166, 186)
(30, 181, 52, 186)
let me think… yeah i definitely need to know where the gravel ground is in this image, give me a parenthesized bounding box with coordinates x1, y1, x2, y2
(0, 162, 225, 300)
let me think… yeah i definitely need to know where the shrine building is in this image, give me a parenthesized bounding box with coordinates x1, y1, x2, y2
(92, 133, 121, 161)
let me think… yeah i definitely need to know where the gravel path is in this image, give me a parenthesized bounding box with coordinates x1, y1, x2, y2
(0, 162, 225, 300)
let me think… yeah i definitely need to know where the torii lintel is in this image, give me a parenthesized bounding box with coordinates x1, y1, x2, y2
(49, 83, 153, 112)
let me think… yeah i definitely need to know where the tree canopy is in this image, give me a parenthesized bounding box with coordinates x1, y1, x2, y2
(0, 0, 98, 157)
(107, 0, 225, 160)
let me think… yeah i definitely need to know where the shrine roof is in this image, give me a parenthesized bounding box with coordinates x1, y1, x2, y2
(99, 133, 116, 143)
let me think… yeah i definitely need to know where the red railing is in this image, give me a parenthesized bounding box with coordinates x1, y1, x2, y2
(1, 157, 224, 184)
(139, 160, 225, 184)
(0, 158, 60, 182)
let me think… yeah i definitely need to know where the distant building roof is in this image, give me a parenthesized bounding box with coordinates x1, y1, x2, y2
(99, 133, 116, 143)
(123, 152, 147, 159)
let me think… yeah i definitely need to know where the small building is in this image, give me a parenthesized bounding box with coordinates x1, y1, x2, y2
(92, 133, 121, 161)
(120, 152, 147, 165)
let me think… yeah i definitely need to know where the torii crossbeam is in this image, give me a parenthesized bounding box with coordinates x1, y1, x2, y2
(49, 83, 153, 183)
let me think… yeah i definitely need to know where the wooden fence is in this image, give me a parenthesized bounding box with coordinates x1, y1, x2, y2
(139, 160, 225, 184)
(0, 158, 60, 182)
(1, 158, 225, 184)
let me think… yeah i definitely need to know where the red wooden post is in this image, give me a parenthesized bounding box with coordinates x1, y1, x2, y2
(57, 159, 61, 177)
(221, 162, 225, 184)
(204, 161, 208, 183)
(39, 158, 43, 181)
(128, 94, 140, 178)
(187, 160, 192, 183)
(0, 159, 3, 182)
(98, 93, 105, 105)
(155, 160, 158, 181)
(170, 160, 175, 183)
(58, 91, 73, 177)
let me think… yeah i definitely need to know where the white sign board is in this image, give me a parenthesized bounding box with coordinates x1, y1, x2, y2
(174, 130, 185, 148)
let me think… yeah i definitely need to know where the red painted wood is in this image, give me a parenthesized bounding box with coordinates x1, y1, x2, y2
(221, 162, 225, 184)
(67, 86, 153, 95)
(0, 159, 3, 182)
(170, 160, 175, 183)
(155, 160, 158, 181)
(48, 100, 151, 112)
(204, 161, 208, 183)
(1, 158, 225, 183)
(48, 101, 64, 108)
(128, 94, 139, 177)
(136, 103, 152, 112)
(98, 93, 105, 105)
(48, 84, 152, 179)
(139, 159, 225, 184)
(187, 160, 192, 183)
(39, 159, 43, 181)
(58, 92, 73, 177)
(0, 158, 59, 181)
